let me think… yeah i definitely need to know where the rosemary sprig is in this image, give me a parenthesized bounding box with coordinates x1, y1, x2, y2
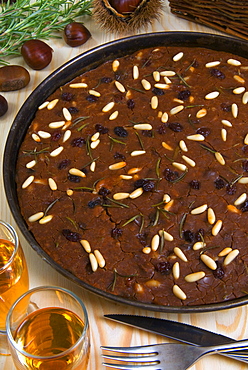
(44, 198, 59, 216)
(108, 268, 137, 292)
(0, 0, 92, 64)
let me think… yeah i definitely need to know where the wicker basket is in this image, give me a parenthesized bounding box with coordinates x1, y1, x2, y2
(168, 0, 248, 40)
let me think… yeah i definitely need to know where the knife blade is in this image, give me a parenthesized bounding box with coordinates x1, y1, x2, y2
(104, 314, 235, 346)
(104, 314, 248, 361)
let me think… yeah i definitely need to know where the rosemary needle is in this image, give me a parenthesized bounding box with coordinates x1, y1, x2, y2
(0, 0, 92, 64)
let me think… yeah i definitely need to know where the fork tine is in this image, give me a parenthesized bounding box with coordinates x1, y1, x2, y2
(103, 362, 160, 369)
(102, 353, 159, 362)
(101, 344, 157, 354)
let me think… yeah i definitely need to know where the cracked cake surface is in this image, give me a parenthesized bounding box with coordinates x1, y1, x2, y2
(16, 45, 248, 307)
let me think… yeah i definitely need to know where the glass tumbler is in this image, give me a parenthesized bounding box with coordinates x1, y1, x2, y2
(0, 220, 29, 355)
(6, 286, 90, 370)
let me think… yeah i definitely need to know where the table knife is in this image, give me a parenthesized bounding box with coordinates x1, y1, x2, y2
(104, 314, 248, 362)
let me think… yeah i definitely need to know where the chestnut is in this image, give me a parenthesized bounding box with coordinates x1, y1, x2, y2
(0, 95, 8, 117)
(0, 65, 30, 91)
(64, 22, 91, 47)
(109, 0, 142, 14)
(21, 39, 53, 70)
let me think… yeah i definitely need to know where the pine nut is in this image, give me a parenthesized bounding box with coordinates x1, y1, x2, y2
(48, 178, 57, 191)
(129, 187, 143, 199)
(232, 103, 238, 118)
(160, 70, 176, 76)
(234, 192, 247, 206)
(91, 132, 100, 142)
(227, 58, 241, 66)
(131, 150, 146, 156)
(66, 189, 73, 196)
(89, 89, 101, 97)
(151, 234, 160, 251)
(22, 175, 34, 189)
(109, 110, 119, 120)
(113, 192, 130, 200)
(163, 194, 171, 203)
(80, 239, 91, 253)
(102, 102, 115, 112)
(174, 247, 187, 262)
(94, 249, 105, 268)
(205, 61, 220, 68)
(215, 152, 225, 165)
(233, 87, 245, 95)
(218, 247, 232, 257)
(153, 71, 160, 82)
(28, 212, 44, 222)
(238, 177, 248, 184)
(26, 160, 36, 169)
(179, 140, 188, 152)
(172, 262, 180, 279)
(221, 119, 232, 127)
(69, 83, 87, 88)
(89, 253, 98, 272)
(133, 65, 139, 80)
(173, 52, 184, 62)
(193, 241, 206, 250)
(187, 134, 205, 141)
(162, 142, 173, 150)
(39, 215, 53, 224)
(49, 121, 65, 129)
(182, 155, 195, 167)
(141, 79, 151, 90)
(38, 101, 49, 109)
(151, 96, 158, 109)
(242, 91, 248, 104)
(90, 139, 100, 149)
(115, 81, 125, 93)
(32, 133, 41, 142)
(185, 271, 205, 282)
(142, 246, 151, 254)
(47, 99, 59, 109)
(223, 249, 239, 266)
(120, 175, 133, 180)
(112, 60, 119, 72)
(154, 83, 169, 90)
(191, 204, 208, 215)
(161, 112, 169, 123)
(201, 254, 217, 270)
(227, 204, 241, 214)
(69, 168, 86, 178)
(133, 123, 152, 130)
(196, 108, 207, 118)
(172, 162, 187, 171)
(234, 75, 245, 84)
(38, 130, 51, 139)
(207, 207, 216, 225)
(173, 284, 187, 300)
(170, 105, 184, 115)
(62, 107, 72, 121)
(63, 130, 71, 143)
(221, 128, 227, 142)
(127, 167, 142, 174)
(205, 91, 219, 100)
(90, 161, 96, 172)
(244, 133, 248, 145)
(212, 220, 222, 236)
(164, 200, 174, 211)
(160, 230, 174, 241)
(50, 146, 64, 157)
(109, 161, 126, 170)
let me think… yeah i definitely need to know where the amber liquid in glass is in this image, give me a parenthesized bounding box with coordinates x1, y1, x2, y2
(0, 239, 29, 330)
(13, 307, 89, 370)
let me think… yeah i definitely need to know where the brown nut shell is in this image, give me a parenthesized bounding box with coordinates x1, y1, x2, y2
(64, 22, 91, 47)
(0, 65, 30, 91)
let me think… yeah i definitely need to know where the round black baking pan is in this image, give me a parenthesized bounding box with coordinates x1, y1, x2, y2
(4, 31, 248, 313)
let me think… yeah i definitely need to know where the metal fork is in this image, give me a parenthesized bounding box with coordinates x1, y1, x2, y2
(101, 339, 248, 369)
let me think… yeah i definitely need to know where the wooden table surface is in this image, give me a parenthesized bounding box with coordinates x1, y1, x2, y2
(1, 1, 248, 369)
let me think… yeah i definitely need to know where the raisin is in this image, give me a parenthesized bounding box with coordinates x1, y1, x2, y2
(220, 102, 231, 112)
(164, 168, 179, 182)
(111, 227, 123, 239)
(114, 152, 126, 160)
(68, 174, 80, 183)
(127, 99, 135, 109)
(95, 124, 109, 134)
(155, 261, 172, 275)
(101, 77, 112, 83)
(242, 145, 248, 154)
(86, 95, 98, 103)
(210, 68, 225, 79)
(183, 230, 195, 243)
(51, 131, 62, 141)
(213, 262, 225, 279)
(241, 200, 248, 212)
(157, 124, 166, 134)
(98, 187, 110, 197)
(134, 179, 146, 189)
(195, 229, 205, 242)
(62, 229, 81, 242)
(142, 129, 153, 137)
(226, 184, 236, 195)
(88, 197, 101, 208)
(214, 178, 225, 189)
(192, 60, 199, 68)
(68, 106, 79, 114)
(71, 137, 85, 147)
(177, 90, 191, 101)
(168, 122, 183, 132)
(152, 87, 164, 96)
(196, 127, 211, 137)
(242, 160, 248, 172)
(189, 180, 200, 189)
(114, 126, 128, 137)
(143, 180, 155, 192)
(58, 159, 71, 170)
(61, 92, 74, 101)
(137, 233, 148, 246)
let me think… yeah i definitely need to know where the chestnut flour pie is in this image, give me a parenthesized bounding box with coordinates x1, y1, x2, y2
(16, 45, 248, 307)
